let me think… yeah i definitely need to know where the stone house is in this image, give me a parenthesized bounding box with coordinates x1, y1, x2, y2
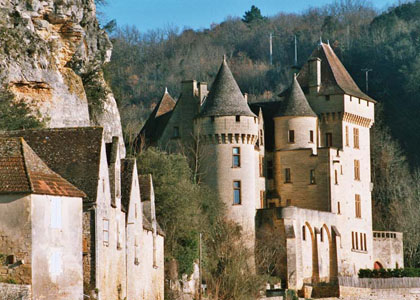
(0, 137, 85, 300)
(138, 43, 404, 294)
(1, 128, 165, 300)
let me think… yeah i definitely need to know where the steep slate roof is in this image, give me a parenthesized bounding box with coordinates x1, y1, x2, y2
(0, 127, 103, 203)
(0, 137, 85, 197)
(200, 58, 256, 117)
(121, 158, 136, 213)
(138, 89, 176, 146)
(275, 75, 317, 117)
(297, 43, 375, 102)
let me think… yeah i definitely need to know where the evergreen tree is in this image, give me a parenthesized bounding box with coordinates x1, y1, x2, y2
(242, 5, 266, 23)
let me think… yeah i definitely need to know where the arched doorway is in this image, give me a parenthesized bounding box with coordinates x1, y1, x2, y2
(322, 224, 338, 282)
(305, 222, 319, 283)
(374, 261, 383, 270)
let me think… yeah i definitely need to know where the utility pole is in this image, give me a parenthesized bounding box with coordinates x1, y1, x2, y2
(361, 68, 372, 92)
(269, 33, 273, 65)
(294, 35, 298, 66)
(198, 232, 202, 300)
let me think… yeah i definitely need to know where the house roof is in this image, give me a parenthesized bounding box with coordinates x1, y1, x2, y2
(0, 137, 85, 198)
(0, 127, 103, 202)
(121, 158, 136, 213)
(297, 43, 375, 102)
(275, 74, 317, 118)
(138, 89, 176, 147)
(142, 200, 165, 236)
(199, 58, 256, 117)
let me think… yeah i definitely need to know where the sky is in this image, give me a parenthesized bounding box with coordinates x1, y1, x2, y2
(101, 0, 397, 32)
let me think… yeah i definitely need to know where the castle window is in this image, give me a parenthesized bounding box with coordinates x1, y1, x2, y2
(310, 169, 316, 184)
(103, 219, 109, 247)
(353, 128, 359, 149)
(321, 228, 324, 242)
(285, 168, 291, 183)
(309, 130, 314, 143)
(360, 233, 364, 250)
(232, 147, 240, 168)
(302, 226, 306, 240)
(354, 160, 360, 180)
(364, 234, 367, 251)
(173, 126, 180, 138)
(355, 194, 361, 218)
(233, 181, 241, 205)
(267, 161, 273, 179)
(259, 156, 264, 177)
(326, 133, 332, 147)
(260, 191, 266, 208)
(337, 202, 341, 214)
(260, 129, 264, 145)
(355, 231, 359, 249)
(288, 130, 295, 143)
(236, 115, 240, 122)
(335, 170, 338, 185)
(345, 126, 349, 146)
(351, 232, 355, 249)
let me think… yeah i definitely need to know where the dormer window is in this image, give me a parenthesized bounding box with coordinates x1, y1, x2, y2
(236, 115, 240, 122)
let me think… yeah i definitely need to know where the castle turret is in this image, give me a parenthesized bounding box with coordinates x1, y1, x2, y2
(274, 74, 318, 154)
(195, 57, 259, 241)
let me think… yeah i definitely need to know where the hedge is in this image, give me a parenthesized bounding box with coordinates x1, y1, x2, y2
(359, 268, 420, 278)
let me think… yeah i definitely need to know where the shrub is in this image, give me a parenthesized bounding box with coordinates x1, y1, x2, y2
(358, 268, 420, 278)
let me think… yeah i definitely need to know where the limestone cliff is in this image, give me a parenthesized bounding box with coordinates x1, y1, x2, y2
(0, 0, 125, 156)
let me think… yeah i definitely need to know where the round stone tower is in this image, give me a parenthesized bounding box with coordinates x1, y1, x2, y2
(195, 57, 259, 240)
(274, 74, 318, 153)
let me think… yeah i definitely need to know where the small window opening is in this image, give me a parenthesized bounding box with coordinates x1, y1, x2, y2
(310, 169, 316, 184)
(233, 181, 241, 204)
(309, 130, 314, 143)
(288, 130, 295, 143)
(302, 226, 306, 240)
(235, 115, 240, 122)
(285, 168, 291, 183)
(232, 147, 240, 168)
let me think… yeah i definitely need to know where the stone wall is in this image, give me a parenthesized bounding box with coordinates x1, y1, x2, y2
(373, 231, 404, 269)
(0, 195, 32, 284)
(31, 194, 83, 300)
(339, 277, 420, 299)
(0, 283, 31, 300)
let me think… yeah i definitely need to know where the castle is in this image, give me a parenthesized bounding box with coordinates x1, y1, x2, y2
(140, 43, 404, 292)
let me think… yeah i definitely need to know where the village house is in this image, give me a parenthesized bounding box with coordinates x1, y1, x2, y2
(0, 128, 164, 300)
(0, 137, 85, 300)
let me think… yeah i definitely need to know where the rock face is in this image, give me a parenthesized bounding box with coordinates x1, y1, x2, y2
(0, 0, 125, 156)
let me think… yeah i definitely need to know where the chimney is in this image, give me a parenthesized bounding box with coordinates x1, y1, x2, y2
(244, 93, 248, 102)
(308, 57, 321, 94)
(181, 80, 198, 97)
(198, 82, 208, 105)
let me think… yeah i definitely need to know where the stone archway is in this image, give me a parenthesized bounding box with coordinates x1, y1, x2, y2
(322, 224, 338, 282)
(374, 261, 383, 270)
(305, 222, 319, 283)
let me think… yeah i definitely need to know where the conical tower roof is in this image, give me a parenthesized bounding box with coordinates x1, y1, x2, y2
(276, 74, 317, 117)
(200, 58, 256, 117)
